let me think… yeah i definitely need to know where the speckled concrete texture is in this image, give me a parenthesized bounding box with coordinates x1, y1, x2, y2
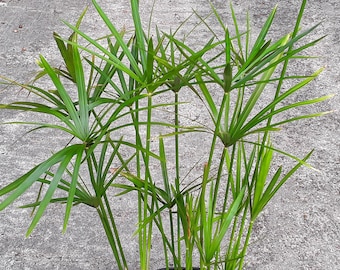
(0, 0, 339, 269)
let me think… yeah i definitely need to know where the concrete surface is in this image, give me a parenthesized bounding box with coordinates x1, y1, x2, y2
(0, 0, 339, 269)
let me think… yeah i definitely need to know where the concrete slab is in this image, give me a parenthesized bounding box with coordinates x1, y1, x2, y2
(0, 0, 339, 269)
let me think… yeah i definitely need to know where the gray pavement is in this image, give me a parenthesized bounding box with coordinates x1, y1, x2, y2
(0, 0, 339, 269)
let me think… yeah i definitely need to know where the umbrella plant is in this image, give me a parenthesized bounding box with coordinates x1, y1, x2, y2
(0, 0, 332, 269)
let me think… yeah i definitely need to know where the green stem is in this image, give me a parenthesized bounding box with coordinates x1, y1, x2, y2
(131, 100, 145, 268)
(97, 198, 127, 270)
(87, 148, 127, 269)
(159, 204, 170, 269)
(103, 194, 128, 267)
(139, 93, 153, 269)
(205, 91, 229, 186)
(168, 208, 176, 266)
(174, 91, 182, 268)
(226, 216, 238, 268)
(222, 145, 237, 214)
(237, 219, 254, 270)
(174, 92, 180, 190)
(129, 96, 155, 269)
(226, 204, 248, 269)
(212, 147, 227, 211)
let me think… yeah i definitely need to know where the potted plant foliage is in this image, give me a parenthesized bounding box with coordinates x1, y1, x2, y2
(0, 0, 332, 269)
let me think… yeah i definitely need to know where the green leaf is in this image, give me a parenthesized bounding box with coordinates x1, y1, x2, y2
(146, 38, 154, 88)
(26, 152, 74, 236)
(38, 56, 85, 139)
(253, 146, 273, 208)
(71, 35, 89, 137)
(207, 187, 245, 261)
(159, 137, 171, 202)
(130, 0, 147, 67)
(223, 62, 232, 93)
(0, 145, 82, 213)
(91, 0, 142, 78)
(62, 22, 142, 84)
(53, 32, 76, 82)
(195, 73, 218, 121)
(251, 150, 314, 220)
(63, 148, 83, 233)
(0, 167, 38, 197)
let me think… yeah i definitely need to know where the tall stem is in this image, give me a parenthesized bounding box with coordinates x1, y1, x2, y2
(103, 194, 127, 268)
(174, 91, 183, 267)
(138, 93, 153, 269)
(97, 198, 127, 270)
(226, 204, 248, 269)
(237, 220, 254, 270)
